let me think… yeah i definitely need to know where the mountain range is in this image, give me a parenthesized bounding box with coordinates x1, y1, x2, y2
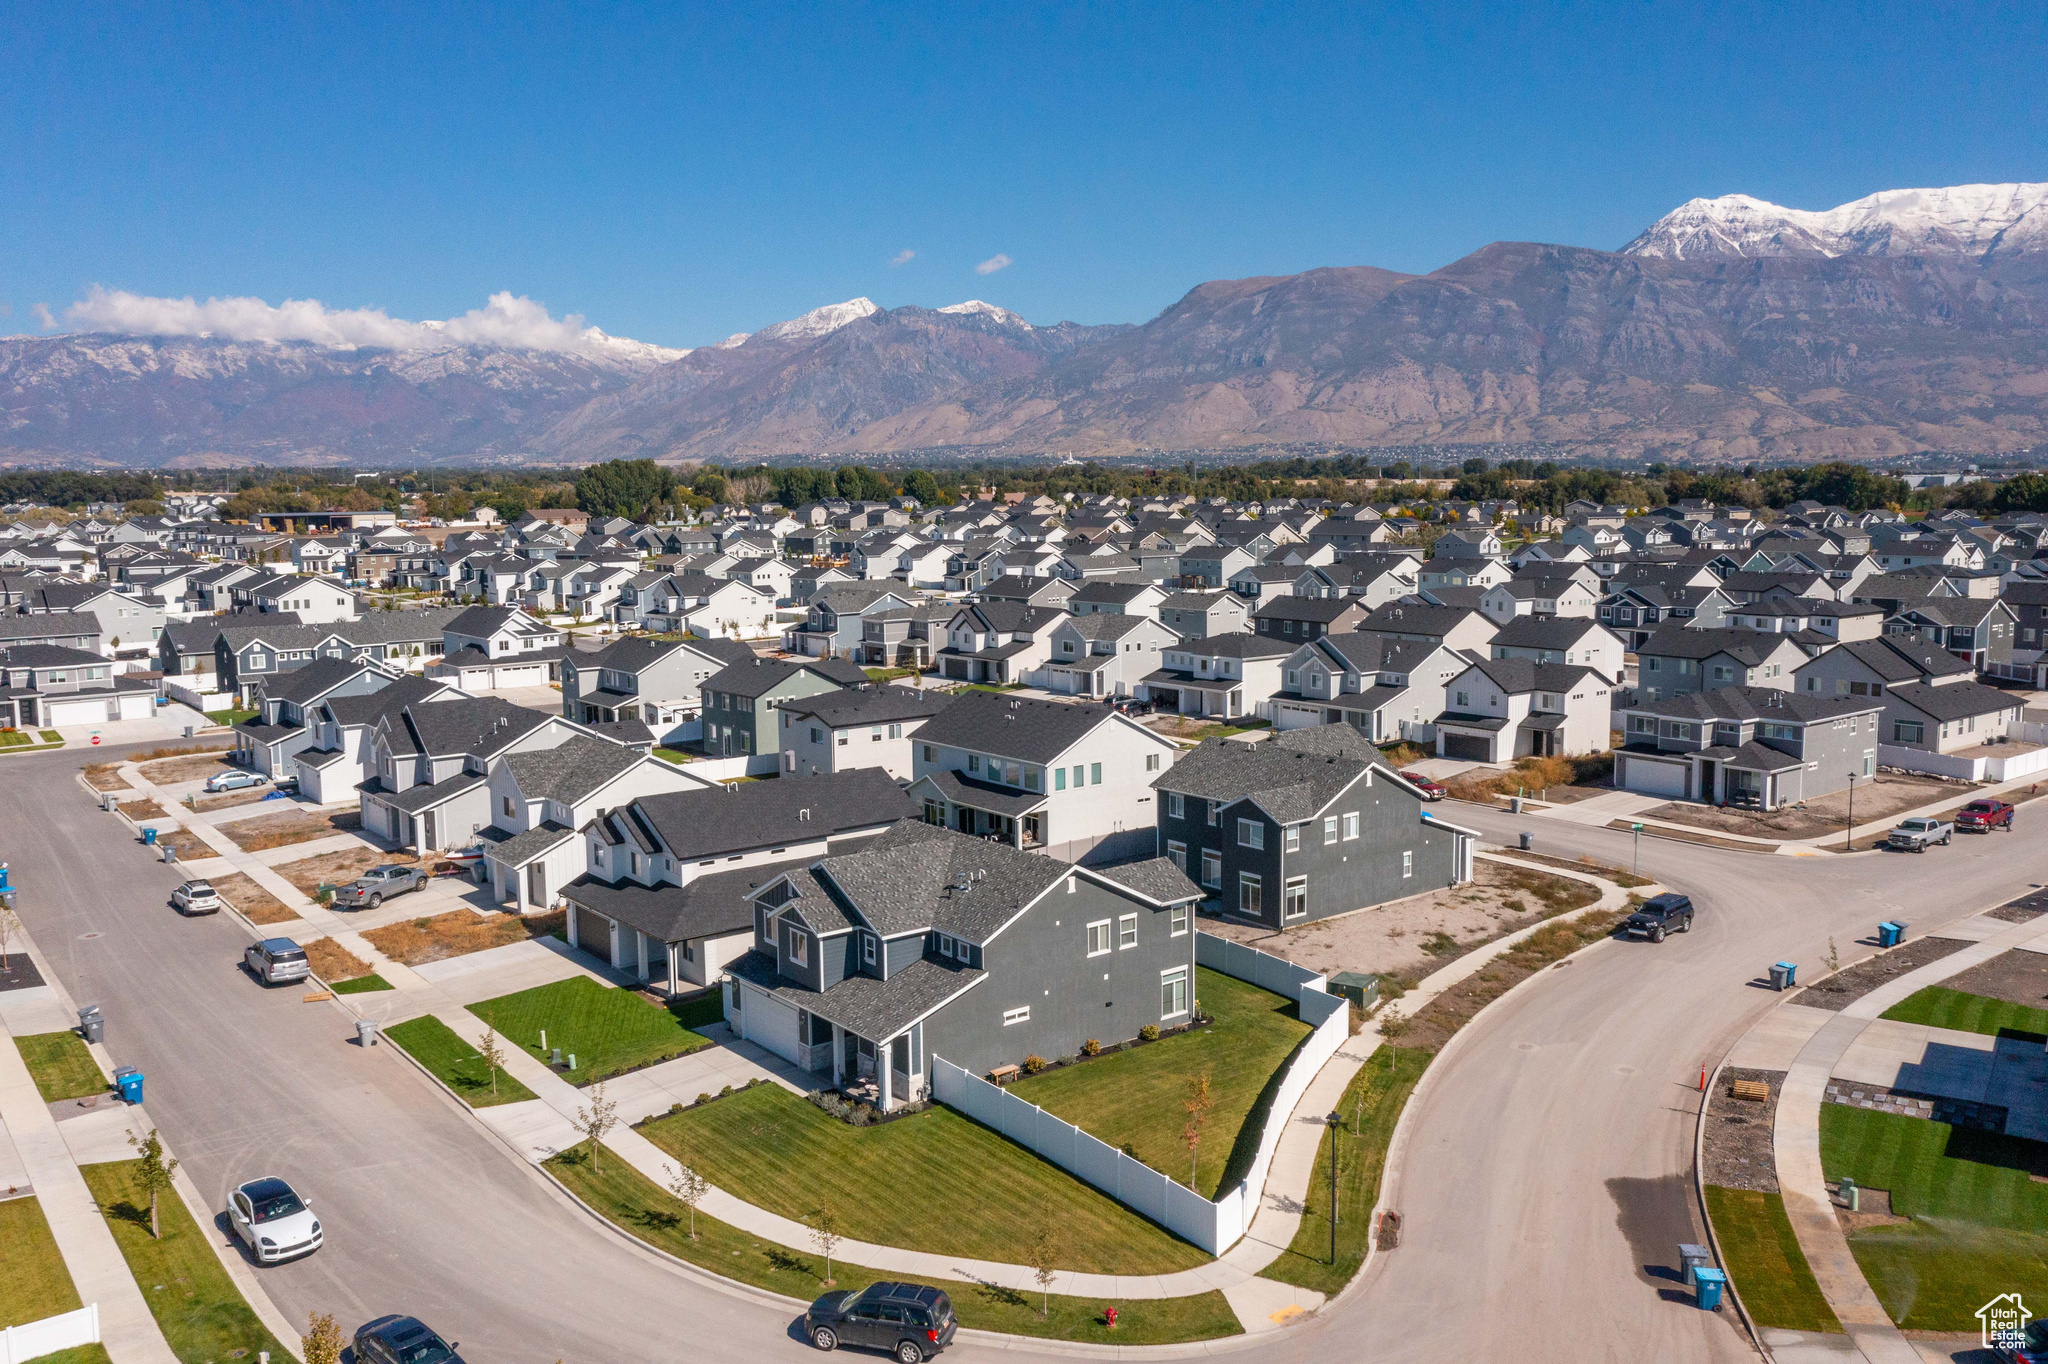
(7, 182, 2048, 469)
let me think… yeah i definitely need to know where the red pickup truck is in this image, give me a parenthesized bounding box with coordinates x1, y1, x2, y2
(1957, 799, 2016, 833)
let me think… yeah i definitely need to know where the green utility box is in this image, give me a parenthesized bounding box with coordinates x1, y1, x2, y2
(1329, 971, 1381, 1011)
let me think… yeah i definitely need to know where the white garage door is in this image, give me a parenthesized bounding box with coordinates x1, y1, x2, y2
(1272, 702, 1328, 732)
(1622, 755, 1688, 799)
(45, 696, 113, 726)
(740, 985, 801, 1066)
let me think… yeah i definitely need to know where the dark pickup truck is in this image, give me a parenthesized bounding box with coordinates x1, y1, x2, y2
(1957, 799, 2016, 833)
(1623, 892, 1695, 943)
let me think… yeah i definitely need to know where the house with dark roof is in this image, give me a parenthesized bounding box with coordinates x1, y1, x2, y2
(721, 819, 1203, 1109)
(699, 656, 867, 758)
(1488, 616, 1627, 685)
(433, 605, 569, 687)
(935, 601, 1067, 686)
(562, 768, 918, 989)
(1356, 600, 1498, 654)
(1875, 681, 2026, 757)
(1634, 625, 1811, 700)
(1595, 580, 1734, 651)
(289, 673, 466, 803)
(1252, 594, 1370, 644)
(1156, 590, 1251, 641)
(559, 634, 753, 744)
(1270, 634, 1468, 742)
(1887, 597, 2019, 674)
(1792, 634, 1974, 703)
(1614, 686, 1881, 807)
(1153, 734, 1475, 928)
(1068, 579, 1166, 617)
(1042, 612, 1178, 698)
(0, 612, 102, 656)
(232, 656, 404, 776)
(783, 585, 920, 658)
(14, 581, 165, 659)
(1138, 632, 1294, 720)
(0, 645, 156, 728)
(1434, 658, 1611, 763)
(778, 687, 954, 779)
(907, 690, 1181, 864)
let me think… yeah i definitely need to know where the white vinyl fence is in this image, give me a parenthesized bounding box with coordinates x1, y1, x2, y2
(162, 679, 236, 713)
(1879, 741, 2048, 783)
(1, 1303, 99, 1363)
(930, 931, 1350, 1255)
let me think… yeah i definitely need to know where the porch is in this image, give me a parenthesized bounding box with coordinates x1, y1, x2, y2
(908, 770, 1049, 850)
(1137, 670, 1243, 718)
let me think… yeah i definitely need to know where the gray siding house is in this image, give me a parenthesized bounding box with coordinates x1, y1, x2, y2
(1614, 687, 1881, 807)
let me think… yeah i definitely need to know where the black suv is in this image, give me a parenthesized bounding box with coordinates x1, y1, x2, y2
(1624, 893, 1695, 943)
(353, 1314, 465, 1364)
(805, 1282, 957, 1361)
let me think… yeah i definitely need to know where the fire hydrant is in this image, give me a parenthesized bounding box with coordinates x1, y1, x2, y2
(1103, 1307, 1119, 1331)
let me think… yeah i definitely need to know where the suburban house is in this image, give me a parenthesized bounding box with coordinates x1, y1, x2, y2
(1875, 681, 2026, 755)
(1792, 634, 1974, 700)
(0, 645, 157, 728)
(232, 656, 404, 777)
(1138, 633, 1294, 720)
(778, 687, 954, 780)
(559, 635, 755, 743)
(1477, 574, 1600, 624)
(0, 613, 104, 655)
(1888, 597, 2018, 673)
(1068, 580, 1167, 617)
(213, 611, 464, 705)
(564, 769, 918, 991)
(699, 656, 868, 758)
(289, 673, 467, 804)
(1041, 613, 1178, 698)
(1434, 658, 1612, 762)
(934, 602, 1067, 686)
(1596, 582, 1734, 651)
(233, 572, 360, 624)
(1252, 595, 1370, 643)
(1633, 625, 1810, 700)
(907, 690, 1182, 864)
(1613, 687, 1882, 808)
(785, 586, 922, 658)
(1153, 732, 1475, 928)
(1488, 617, 1626, 684)
(434, 605, 569, 687)
(1357, 600, 1499, 655)
(13, 582, 166, 657)
(721, 818, 1205, 1110)
(1269, 633, 1467, 742)
(1157, 590, 1252, 640)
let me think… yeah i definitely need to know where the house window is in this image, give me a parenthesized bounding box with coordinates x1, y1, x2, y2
(1238, 873, 1262, 916)
(939, 935, 955, 959)
(1893, 720, 1924, 744)
(1071, 764, 1084, 788)
(889, 723, 903, 739)
(811, 727, 823, 743)
(922, 744, 935, 761)
(1323, 816, 1338, 844)
(1200, 849, 1222, 888)
(1025, 768, 1041, 791)
(1171, 904, 1189, 935)
(1003, 1006, 1031, 1026)
(1342, 812, 1359, 840)
(1284, 825, 1300, 853)
(503, 795, 515, 818)
(1402, 850, 1413, 878)
(863, 935, 877, 966)
(1118, 914, 1138, 949)
(1167, 840, 1187, 873)
(1237, 818, 1264, 850)
(1160, 967, 1189, 1019)
(1091, 763, 1102, 785)
(1284, 876, 1307, 919)
(1086, 920, 1113, 956)
(1056, 768, 1067, 791)
(968, 754, 980, 772)
(1145, 753, 1160, 772)
(629, 851, 640, 875)
(786, 928, 808, 967)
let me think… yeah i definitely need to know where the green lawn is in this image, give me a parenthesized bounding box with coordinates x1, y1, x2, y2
(667, 990, 724, 1031)
(385, 1015, 537, 1108)
(1703, 1187, 1842, 1333)
(1260, 1048, 1431, 1294)
(32, 1348, 113, 1364)
(1881, 984, 2048, 1041)
(1821, 1103, 2048, 1330)
(638, 1082, 1210, 1274)
(214, 708, 257, 726)
(0, 1195, 83, 1327)
(0, 730, 34, 748)
(548, 1143, 1241, 1344)
(39, 731, 63, 745)
(469, 976, 712, 1083)
(78, 1160, 292, 1364)
(1009, 967, 1312, 1198)
(14, 1032, 107, 1103)
(331, 972, 395, 994)
(653, 747, 695, 764)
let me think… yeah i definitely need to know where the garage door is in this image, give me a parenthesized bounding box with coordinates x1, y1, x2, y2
(1621, 754, 1688, 799)
(45, 696, 112, 726)
(575, 909, 617, 964)
(1440, 731, 1493, 762)
(1272, 702, 1328, 731)
(741, 985, 801, 1064)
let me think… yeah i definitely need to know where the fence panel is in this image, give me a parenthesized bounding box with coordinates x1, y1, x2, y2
(1988, 745, 2048, 781)
(1878, 744, 1985, 781)
(2, 1303, 99, 1364)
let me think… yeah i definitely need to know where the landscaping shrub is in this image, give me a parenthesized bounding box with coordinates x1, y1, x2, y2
(1139, 1025, 1159, 1042)
(1081, 1038, 1102, 1057)
(1023, 1054, 1047, 1074)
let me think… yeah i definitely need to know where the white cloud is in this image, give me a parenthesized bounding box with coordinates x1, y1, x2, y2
(889, 249, 916, 267)
(56, 285, 667, 358)
(974, 253, 1013, 276)
(32, 304, 57, 330)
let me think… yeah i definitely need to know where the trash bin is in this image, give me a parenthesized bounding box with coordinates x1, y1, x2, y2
(183, 725, 195, 739)
(1693, 1266, 1727, 1310)
(1509, 797, 1523, 814)
(1518, 831, 1534, 852)
(113, 1066, 144, 1105)
(78, 1005, 105, 1044)
(101, 791, 118, 812)
(141, 826, 158, 846)
(1769, 961, 1796, 990)
(162, 843, 178, 864)
(1878, 920, 1905, 949)
(1678, 1243, 1712, 1286)
(355, 1019, 379, 1047)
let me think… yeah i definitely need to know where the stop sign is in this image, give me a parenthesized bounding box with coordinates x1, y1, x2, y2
(90, 734, 101, 745)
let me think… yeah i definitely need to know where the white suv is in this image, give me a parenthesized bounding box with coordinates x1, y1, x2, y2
(171, 880, 221, 915)
(227, 1176, 322, 1262)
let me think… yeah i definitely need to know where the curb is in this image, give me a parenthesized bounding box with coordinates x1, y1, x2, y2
(1692, 1052, 1773, 1361)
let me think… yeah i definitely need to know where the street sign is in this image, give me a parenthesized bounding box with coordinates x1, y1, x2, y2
(1630, 822, 1643, 831)
(90, 733, 101, 746)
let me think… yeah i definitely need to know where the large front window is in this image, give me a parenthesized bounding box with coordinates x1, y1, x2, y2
(1200, 849, 1221, 888)
(1160, 967, 1189, 1019)
(1238, 872, 1262, 916)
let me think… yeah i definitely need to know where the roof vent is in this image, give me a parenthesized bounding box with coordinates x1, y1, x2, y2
(798, 808, 811, 821)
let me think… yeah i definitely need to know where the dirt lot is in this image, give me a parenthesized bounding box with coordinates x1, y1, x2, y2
(192, 787, 275, 814)
(138, 751, 240, 786)
(151, 828, 214, 861)
(1202, 857, 1602, 984)
(1394, 910, 1625, 1052)
(1644, 771, 1956, 841)
(222, 807, 362, 853)
(207, 872, 299, 925)
(363, 907, 566, 966)
(1144, 714, 1271, 742)
(1701, 1066, 1785, 1193)
(1499, 848, 1652, 888)
(83, 763, 133, 793)
(1938, 948, 2048, 1012)
(303, 937, 372, 983)
(117, 799, 169, 822)
(1799, 936, 1971, 1013)
(274, 846, 419, 898)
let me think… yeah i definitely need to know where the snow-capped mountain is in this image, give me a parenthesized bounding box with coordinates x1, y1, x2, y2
(1625, 182, 2048, 260)
(938, 300, 1031, 328)
(749, 297, 881, 344)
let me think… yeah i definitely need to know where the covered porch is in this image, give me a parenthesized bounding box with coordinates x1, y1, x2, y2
(1688, 742, 1808, 811)
(908, 770, 1049, 850)
(1137, 669, 1243, 718)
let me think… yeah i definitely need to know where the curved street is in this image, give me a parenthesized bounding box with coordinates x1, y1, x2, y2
(6, 740, 2032, 1362)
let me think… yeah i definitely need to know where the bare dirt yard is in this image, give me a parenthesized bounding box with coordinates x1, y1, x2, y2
(117, 799, 169, 822)
(363, 907, 566, 966)
(192, 787, 276, 814)
(1799, 937, 1971, 1012)
(222, 807, 362, 853)
(150, 828, 215, 861)
(1938, 948, 2048, 1012)
(303, 936, 373, 982)
(83, 762, 133, 793)
(1202, 857, 1602, 984)
(1701, 1066, 1785, 1193)
(137, 750, 240, 786)
(1644, 772, 1956, 841)
(207, 872, 299, 925)
(274, 846, 419, 898)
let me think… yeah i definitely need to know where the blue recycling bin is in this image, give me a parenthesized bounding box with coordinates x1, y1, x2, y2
(1693, 1266, 1727, 1310)
(114, 1067, 144, 1105)
(141, 826, 158, 846)
(1878, 921, 1905, 949)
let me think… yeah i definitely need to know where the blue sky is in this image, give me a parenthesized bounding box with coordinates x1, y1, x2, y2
(3, 2, 2044, 349)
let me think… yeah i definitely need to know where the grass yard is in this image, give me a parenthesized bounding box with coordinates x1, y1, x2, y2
(548, 1145, 1240, 1343)
(469, 975, 709, 1083)
(1260, 1047, 1431, 1294)
(27, 1348, 113, 1364)
(1821, 1103, 2048, 1330)
(14, 1031, 107, 1103)
(1702, 1186, 1842, 1333)
(0, 1195, 83, 1327)
(652, 747, 694, 764)
(666, 989, 724, 1030)
(79, 1160, 292, 1364)
(204, 872, 298, 925)
(638, 1082, 1211, 1274)
(1008, 967, 1311, 1198)
(384, 1015, 536, 1107)
(1880, 984, 2048, 1041)
(360, 906, 559, 965)
(0, 729, 36, 749)
(332, 973, 395, 994)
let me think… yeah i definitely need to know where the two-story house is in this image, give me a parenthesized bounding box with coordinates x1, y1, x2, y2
(934, 602, 1067, 686)
(1488, 617, 1626, 684)
(232, 656, 404, 777)
(434, 605, 570, 688)
(1633, 625, 1811, 700)
(560, 635, 755, 743)
(233, 572, 361, 624)
(1614, 687, 1882, 808)
(700, 656, 868, 757)
(1252, 595, 1370, 645)
(290, 673, 467, 804)
(778, 687, 954, 780)
(1434, 658, 1611, 763)
(1068, 579, 1168, 618)
(1041, 613, 1178, 698)
(0, 645, 156, 728)
(1357, 601, 1499, 656)
(1269, 633, 1468, 742)
(1138, 633, 1294, 720)
(1156, 590, 1252, 640)
(1889, 597, 2019, 673)
(785, 585, 921, 658)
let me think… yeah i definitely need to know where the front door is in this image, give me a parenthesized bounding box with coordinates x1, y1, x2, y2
(1697, 762, 1717, 804)
(421, 810, 436, 850)
(528, 862, 547, 907)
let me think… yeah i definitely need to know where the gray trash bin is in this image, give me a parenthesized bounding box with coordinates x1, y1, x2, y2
(1679, 1243, 1712, 1286)
(162, 843, 178, 864)
(1509, 797, 1523, 814)
(78, 1005, 105, 1044)
(355, 1019, 379, 1047)
(1769, 961, 1796, 990)
(1518, 831, 1534, 851)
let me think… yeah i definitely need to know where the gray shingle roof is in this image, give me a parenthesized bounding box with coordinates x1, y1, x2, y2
(501, 735, 644, 804)
(1619, 685, 1877, 724)
(565, 854, 817, 944)
(1153, 737, 1372, 825)
(912, 689, 1128, 764)
(1637, 625, 1799, 664)
(726, 947, 984, 1041)
(913, 769, 1047, 817)
(265, 655, 388, 705)
(1490, 617, 1611, 649)
(1087, 858, 1201, 906)
(1886, 681, 2025, 723)
(815, 819, 1066, 941)
(629, 768, 916, 862)
(488, 821, 576, 868)
(778, 688, 953, 728)
(1461, 657, 1600, 694)
(704, 656, 866, 699)
(391, 696, 549, 758)
(1057, 613, 1153, 641)
(1825, 636, 1973, 683)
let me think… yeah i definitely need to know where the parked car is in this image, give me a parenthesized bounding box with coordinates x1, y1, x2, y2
(353, 1315, 465, 1364)
(226, 1175, 321, 1263)
(330, 865, 430, 909)
(1956, 799, 2016, 833)
(1994, 1319, 2048, 1364)
(1885, 817, 1953, 853)
(1108, 695, 1154, 716)
(204, 770, 269, 793)
(1400, 771, 1447, 801)
(1623, 892, 1694, 942)
(170, 879, 220, 915)
(807, 1282, 955, 1361)
(244, 938, 310, 986)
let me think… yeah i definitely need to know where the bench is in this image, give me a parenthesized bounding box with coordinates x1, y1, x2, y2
(987, 1064, 1022, 1085)
(1731, 1078, 1770, 1102)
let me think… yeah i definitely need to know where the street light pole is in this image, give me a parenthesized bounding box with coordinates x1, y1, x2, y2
(1327, 1110, 1342, 1265)
(1631, 822, 1643, 878)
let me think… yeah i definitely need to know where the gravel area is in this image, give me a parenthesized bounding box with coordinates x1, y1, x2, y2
(1987, 888, 2048, 923)
(1798, 937, 1972, 1012)
(1936, 948, 2048, 1013)
(1702, 1067, 1785, 1193)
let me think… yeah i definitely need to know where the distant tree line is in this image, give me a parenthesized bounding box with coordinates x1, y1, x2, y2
(0, 471, 163, 508)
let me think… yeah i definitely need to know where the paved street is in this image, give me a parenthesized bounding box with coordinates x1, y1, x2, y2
(4, 739, 2036, 1362)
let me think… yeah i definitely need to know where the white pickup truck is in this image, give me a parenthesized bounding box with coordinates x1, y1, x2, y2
(1885, 816, 1953, 853)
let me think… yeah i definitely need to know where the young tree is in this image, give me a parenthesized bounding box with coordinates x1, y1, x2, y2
(1027, 1226, 1060, 1317)
(1182, 1070, 1216, 1190)
(0, 899, 21, 970)
(806, 1204, 843, 1286)
(573, 1081, 619, 1176)
(476, 1030, 507, 1097)
(303, 1311, 344, 1364)
(127, 1127, 180, 1240)
(668, 1162, 709, 1239)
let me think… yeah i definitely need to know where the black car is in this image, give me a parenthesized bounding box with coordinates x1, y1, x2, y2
(806, 1282, 956, 1362)
(353, 1314, 465, 1364)
(1108, 695, 1153, 716)
(1995, 1318, 2048, 1363)
(1623, 892, 1695, 942)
